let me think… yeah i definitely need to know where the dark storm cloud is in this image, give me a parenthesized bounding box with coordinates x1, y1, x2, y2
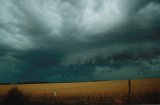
(0, 0, 160, 82)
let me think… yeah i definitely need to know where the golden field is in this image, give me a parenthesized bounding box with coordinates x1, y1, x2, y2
(0, 78, 160, 105)
(0, 78, 160, 96)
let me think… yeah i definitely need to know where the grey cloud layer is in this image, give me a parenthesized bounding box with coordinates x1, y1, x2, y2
(0, 0, 160, 82)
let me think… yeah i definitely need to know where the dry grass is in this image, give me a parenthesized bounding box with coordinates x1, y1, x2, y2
(0, 78, 160, 105)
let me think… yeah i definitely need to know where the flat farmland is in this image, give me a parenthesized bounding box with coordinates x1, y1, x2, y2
(0, 78, 160, 105)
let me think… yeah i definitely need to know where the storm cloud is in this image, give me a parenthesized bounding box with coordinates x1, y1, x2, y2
(0, 0, 160, 82)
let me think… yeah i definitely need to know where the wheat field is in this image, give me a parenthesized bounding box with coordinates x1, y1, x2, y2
(0, 78, 160, 105)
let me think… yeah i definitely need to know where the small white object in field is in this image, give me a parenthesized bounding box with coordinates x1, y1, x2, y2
(54, 91, 57, 97)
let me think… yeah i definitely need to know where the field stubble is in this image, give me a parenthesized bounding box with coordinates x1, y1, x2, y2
(0, 78, 160, 105)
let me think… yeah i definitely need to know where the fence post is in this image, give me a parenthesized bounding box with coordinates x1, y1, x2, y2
(128, 79, 131, 104)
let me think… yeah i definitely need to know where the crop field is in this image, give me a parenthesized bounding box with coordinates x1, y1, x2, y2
(0, 78, 160, 105)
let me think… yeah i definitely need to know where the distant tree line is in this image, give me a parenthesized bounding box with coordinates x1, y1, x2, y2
(0, 83, 12, 85)
(16, 81, 49, 84)
(0, 80, 110, 85)
(0, 81, 49, 85)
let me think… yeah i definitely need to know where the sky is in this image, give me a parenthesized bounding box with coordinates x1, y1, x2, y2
(0, 0, 160, 83)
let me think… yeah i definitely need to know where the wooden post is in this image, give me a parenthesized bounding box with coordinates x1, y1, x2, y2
(128, 79, 131, 104)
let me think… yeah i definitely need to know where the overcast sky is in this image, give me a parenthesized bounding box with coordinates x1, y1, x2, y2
(0, 0, 160, 82)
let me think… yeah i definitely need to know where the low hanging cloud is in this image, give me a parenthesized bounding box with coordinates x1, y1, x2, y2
(0, 0, 160, 82)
